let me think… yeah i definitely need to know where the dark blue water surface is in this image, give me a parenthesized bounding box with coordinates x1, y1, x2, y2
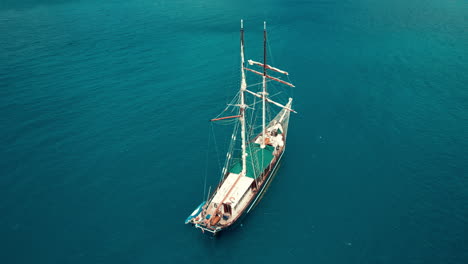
(1, 0, 467, 263)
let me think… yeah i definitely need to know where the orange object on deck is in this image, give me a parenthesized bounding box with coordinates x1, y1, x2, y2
(210, 215, 221, 226)
(264, 137, 270, 145)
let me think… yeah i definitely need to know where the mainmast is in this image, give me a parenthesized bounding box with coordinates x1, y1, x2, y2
(261, 21, 267, 149)
(240, 20, 247, 176)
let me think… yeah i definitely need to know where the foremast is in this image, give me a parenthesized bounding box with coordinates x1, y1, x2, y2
(261, 22, 267, 149)
(239, 20, 247, 176)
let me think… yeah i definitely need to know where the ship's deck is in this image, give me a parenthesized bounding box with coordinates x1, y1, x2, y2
(230, 143, 275, 179)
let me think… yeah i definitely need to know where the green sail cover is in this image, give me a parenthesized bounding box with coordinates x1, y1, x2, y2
(229, 143, 275, 179)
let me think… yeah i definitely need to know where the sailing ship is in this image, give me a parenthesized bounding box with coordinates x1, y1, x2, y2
(185, 20, 296, 235)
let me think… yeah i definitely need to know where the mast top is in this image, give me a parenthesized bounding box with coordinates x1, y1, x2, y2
(264, 21, 266, 30)
(241, 19, 243, 29)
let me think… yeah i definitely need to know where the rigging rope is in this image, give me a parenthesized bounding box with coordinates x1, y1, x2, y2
(210, 123, 223, 182)
(221, 119, 239, 181)
(203, 124, 211, 200)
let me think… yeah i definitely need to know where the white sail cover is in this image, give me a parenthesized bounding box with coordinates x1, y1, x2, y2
(248, 59, 289, 75)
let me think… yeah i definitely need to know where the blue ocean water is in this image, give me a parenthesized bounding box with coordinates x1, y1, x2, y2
(1, 0, 467, 263)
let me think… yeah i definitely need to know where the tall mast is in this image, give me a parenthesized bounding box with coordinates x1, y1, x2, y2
(240, 20, 247, 176)
(261, 21, 267, 149)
